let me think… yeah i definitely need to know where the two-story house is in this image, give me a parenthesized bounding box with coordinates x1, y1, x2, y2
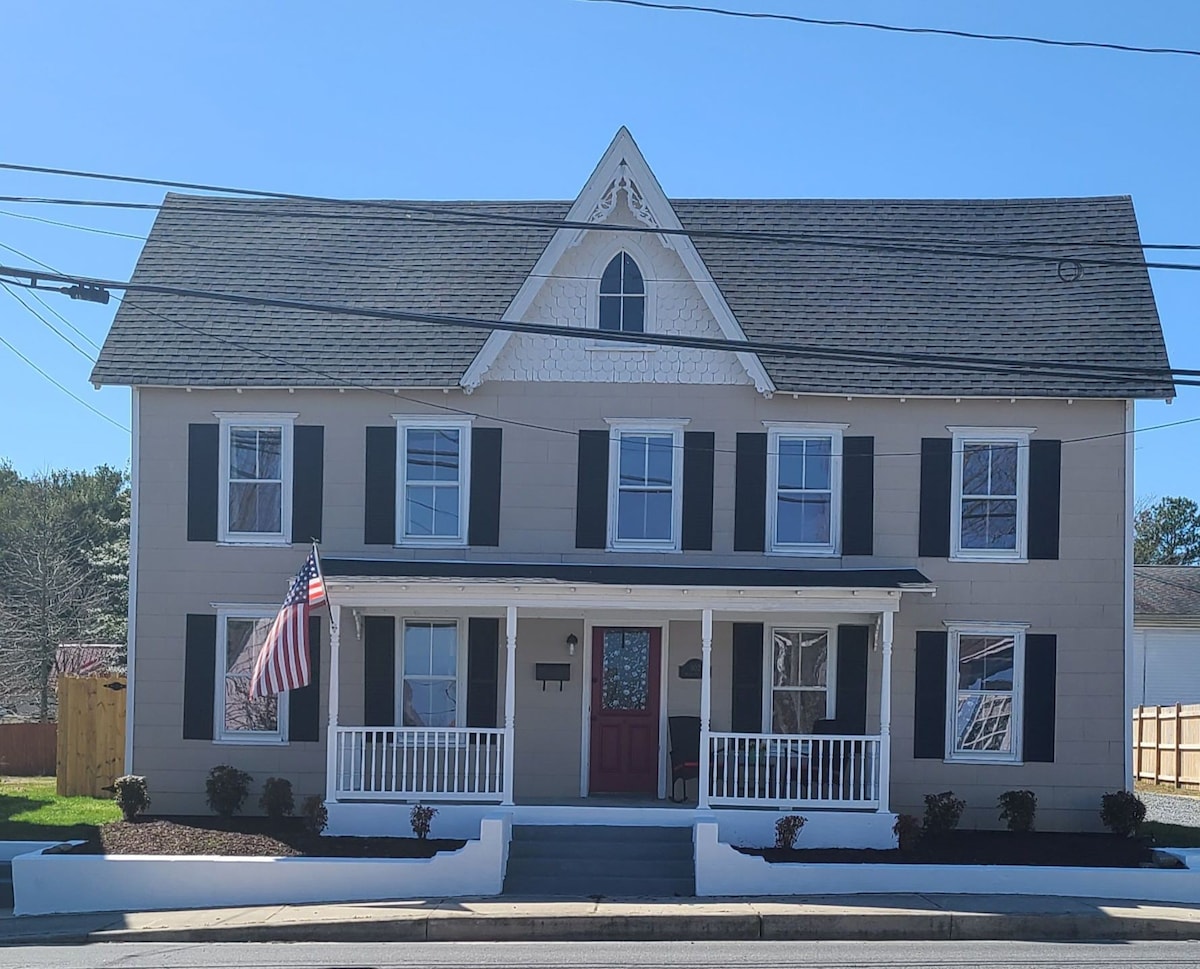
(93, 129, 1173, 848)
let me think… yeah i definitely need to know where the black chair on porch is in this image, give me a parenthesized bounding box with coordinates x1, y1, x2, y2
(668, 715, 701, 803)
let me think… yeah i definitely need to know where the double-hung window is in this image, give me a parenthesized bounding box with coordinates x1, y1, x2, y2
(217, 414, 295, 544)
(395, 417, 472, 546)
(606, 419, 686, 551)
(766, 424, 844, 555)
(946, 624, 1025, 763)
(950, 427, 1031, 561)
(216, 611, 287, 743)
(400, 620, 460, 728)
(765, 628, 834, 734)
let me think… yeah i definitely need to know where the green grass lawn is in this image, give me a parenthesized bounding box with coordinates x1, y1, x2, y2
(0, 776, 120, 840)
(1144, 821, 1200, 848)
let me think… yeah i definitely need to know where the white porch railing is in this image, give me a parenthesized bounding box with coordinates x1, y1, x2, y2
(332, 727, 507, 801)
(706, 732, 881, 808)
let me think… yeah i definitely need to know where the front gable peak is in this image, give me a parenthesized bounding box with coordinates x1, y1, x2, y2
(461, 129, 773, 394)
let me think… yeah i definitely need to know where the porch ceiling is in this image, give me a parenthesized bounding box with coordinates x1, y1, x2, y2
(320, 559, 934, 613)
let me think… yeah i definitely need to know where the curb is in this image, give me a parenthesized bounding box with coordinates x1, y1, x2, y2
(6, 910, 1200, 945)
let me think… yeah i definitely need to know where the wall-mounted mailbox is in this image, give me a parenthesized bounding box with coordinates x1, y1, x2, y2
(535, 663, 571, 691)
(678, 658, 702, 679)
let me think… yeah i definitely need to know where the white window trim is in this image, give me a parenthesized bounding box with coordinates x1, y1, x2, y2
(214, 607, 289, 745)
(216, 413, 296, 546)
(396, 618, 467, 730)
(944, 621, 1028, 765)
(605, 418, 688, 552)
(393, 416, 473, 548)
(948, 426, 1034, 563)
(585, 243, 658, 351)
(764, 422, 847, 556)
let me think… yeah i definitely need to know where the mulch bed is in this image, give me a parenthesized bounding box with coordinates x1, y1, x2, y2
(64, 816, 466, 858)
(738, 830, 1176, 868)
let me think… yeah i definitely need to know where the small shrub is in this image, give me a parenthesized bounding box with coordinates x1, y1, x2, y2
(774, 814, 807, 849)
(205, 765, 253, 818)
(112, 774, 150, 822)
(259, 777, 294, 824)
(893, 813, 921, 852)
(1101, 791, 1147, 837)
(411, 803, 437, 840)
(998, 789, 1037, 833)
(922, 791, 966, 838)
(300, 795, 328, 834)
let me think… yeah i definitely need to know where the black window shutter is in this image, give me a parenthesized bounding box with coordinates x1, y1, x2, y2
(1028, 440, 1062, 561)
(575, 429, 609, 549)
(466, 618, 501, 728)
(682, 431, 715, 551)
(731, 623, 764, 732)
(183, 613, 217, 740)
(363, 616, 396, 727)
(841, 436, 875, 556)
(835, 624, 870, 734)
(734, 433, 767, 552)
(187, 424, 219, 543)
(914, 631, 948, 759)
(364, 426, 397, 545)
(468, 427, 503, 547)
(291, 425, 324, 544)
(1023, 633, 1057, 763)
(918, 438, 952, 558)
(288, 616, 322, 742)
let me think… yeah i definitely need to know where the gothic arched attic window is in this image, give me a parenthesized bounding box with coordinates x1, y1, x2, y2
(599, 252, 645, 334)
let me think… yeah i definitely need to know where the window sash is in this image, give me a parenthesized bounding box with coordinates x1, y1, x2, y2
(216, 614, 286, 743)
(401, 621, 460, 727)
(396, 421, 470, 544)
(767, 429, 841, 553)
(946, 627, 1024, 762)
(950, 432, 1028, 559)
(219, 419, 291, 542)
(610, 428, 680, 548)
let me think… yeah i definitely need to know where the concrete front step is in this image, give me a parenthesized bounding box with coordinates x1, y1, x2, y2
(501, 873, 694, 898)
(504, 825, 695, 897)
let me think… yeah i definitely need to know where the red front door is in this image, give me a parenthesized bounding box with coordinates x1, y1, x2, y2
(589, 627, 662, 794)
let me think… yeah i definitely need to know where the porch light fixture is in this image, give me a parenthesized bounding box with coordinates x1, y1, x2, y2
(565, 633, 578, 656)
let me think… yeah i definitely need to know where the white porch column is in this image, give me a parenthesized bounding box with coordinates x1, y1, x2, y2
(878, 610, 894, 813)
(502, 605, 517, 806)
(324, 604, 342, 804)
(697, 608, 713, 809)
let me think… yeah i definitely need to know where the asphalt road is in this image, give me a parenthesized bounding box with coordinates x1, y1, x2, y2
(4, 941, 1200, 968)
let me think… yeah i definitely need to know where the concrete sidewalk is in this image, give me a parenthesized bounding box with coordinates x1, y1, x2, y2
(5, 894, 1200, 945)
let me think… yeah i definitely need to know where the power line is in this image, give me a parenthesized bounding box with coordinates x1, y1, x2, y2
(581, 0, 1200, 59)
(0, 327, 127, 433)
(0, 238, 103, 351)
(109, 288, 1200, 461)
(0, 282, 95, 362)
(0, 260, 1188, 387)
(1, 164, 1199, 274)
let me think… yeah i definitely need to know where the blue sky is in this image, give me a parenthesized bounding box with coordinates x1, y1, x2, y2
(2, 1, 1197, 499)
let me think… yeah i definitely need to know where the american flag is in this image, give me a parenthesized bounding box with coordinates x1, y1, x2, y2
(249, 549, 328, 699)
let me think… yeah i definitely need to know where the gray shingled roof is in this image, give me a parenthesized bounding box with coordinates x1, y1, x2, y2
(91, 193, 1173, 398)
(1135, 566, 1200, 618)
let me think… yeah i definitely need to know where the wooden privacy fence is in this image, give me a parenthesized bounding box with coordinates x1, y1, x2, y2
(1133, 703, 1200, 788)
(57, 676, 126, 797)
(0, 722, 57, 776)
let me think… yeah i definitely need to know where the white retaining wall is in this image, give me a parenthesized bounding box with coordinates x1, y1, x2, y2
(693, 821, 1200, 903)
(12, 815, 511, 916)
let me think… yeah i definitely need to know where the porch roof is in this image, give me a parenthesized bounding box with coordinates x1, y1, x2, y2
(321, 558, 933, 592)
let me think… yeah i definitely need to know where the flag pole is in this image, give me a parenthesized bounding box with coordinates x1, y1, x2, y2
(311, 540, 337, 633)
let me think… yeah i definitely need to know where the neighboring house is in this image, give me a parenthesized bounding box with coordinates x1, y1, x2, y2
(1133, 566, 1200, 707)
(92, 129, 1173, 839)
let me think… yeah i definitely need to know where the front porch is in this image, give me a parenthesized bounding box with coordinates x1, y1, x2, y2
(319, 560, 932, 831)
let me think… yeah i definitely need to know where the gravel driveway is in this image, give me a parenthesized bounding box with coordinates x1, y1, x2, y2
(1141, 791, 1200, 826)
